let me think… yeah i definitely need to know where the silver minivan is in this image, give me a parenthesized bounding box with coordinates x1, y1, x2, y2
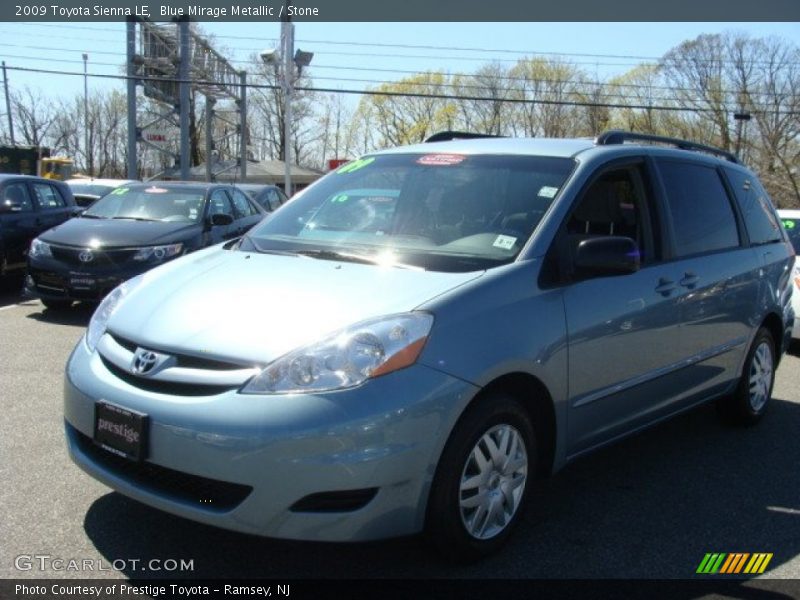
(64, 131, 794, 560)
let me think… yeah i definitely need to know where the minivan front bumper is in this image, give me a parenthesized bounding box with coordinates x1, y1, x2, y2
(64, 337, 477, 542)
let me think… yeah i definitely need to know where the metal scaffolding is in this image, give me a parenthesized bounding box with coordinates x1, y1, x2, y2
(126, 17, 247, 181)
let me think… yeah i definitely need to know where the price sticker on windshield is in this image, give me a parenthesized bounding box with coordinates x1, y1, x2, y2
(416, 154, 466, 166)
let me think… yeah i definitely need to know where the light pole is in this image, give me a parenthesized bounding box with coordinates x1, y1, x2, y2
(260, 27, 312, 197)
(82, 53, 90, 176)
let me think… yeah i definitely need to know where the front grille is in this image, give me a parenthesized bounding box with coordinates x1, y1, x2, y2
(100, 355, 238, 396)
(109, 333, 248, 371)
(50, 245, 138, 268)
(71, 424, 252, 512)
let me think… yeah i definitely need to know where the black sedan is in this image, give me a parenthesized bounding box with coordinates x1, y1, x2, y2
(0, 174, 79, 280)
(27, 181, 266, 309)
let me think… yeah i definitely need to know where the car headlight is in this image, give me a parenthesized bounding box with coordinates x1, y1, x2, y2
(85, 276, 144, 352)
(132, 243, 183, 262)
(241, 312, 434, 394)
(29, 238, 52, 259)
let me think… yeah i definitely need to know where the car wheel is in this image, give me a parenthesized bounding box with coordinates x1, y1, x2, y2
(41, 298, 73, 311)
(717, 327, 775, 426)
(426, 394, 535, 562)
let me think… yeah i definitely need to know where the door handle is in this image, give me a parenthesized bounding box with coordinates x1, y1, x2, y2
(655, 278, 676, 296)
(680, 272, 699, 288)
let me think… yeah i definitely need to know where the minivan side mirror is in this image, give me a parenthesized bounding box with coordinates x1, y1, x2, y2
(573, 236, 641, 276)
(208, 213, 234, 228)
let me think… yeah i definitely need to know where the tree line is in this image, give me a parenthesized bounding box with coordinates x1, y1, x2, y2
(2, 30, 797, 206)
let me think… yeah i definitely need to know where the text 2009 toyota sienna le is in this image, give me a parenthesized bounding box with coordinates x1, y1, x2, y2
(64, 131, 794, 560)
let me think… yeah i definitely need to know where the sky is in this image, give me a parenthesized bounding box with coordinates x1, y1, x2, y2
(0, 21, 797, 107)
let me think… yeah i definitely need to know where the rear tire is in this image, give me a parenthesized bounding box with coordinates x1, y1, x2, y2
(717, 327, 775, 426)
(41, 298, 72, 311)
(426, 394, 535, 562)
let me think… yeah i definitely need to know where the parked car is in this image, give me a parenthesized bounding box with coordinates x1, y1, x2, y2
(66, 178, 138, 207)
(236, 183, 288, 213)
(28, 181, 265, 309)
(778, 208, 800, 339)
(0, 174, 78, 279)
(64, 131, 794, 561)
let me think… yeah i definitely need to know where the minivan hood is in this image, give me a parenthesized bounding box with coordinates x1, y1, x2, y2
(108, 248, 483, 365)
(40, 217, 199, 248)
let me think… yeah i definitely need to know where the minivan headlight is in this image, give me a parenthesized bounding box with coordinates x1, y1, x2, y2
(85, 276, 144, 352)
(132, 243, 183, 262)
(241, 313, 434, 394)
(29, 238, 52, 258)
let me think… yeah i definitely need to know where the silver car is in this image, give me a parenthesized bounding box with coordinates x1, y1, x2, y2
(64, 131, 794, 560)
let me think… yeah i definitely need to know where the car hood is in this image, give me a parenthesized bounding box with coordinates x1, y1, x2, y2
(40, 217, 200, 247)
(108, 247, 483, 365)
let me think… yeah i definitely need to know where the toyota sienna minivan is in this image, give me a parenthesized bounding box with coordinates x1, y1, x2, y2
(63, 131, 794, 561)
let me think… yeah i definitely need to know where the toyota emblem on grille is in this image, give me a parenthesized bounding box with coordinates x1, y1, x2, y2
(131, 348, 160, 375)
(78, 249, 94, 263)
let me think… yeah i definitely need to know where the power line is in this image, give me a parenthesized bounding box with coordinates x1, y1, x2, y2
(2, 35, 797, 102)
(3, 64, 797, 117)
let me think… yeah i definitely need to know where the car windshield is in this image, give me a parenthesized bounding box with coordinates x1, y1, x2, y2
(68, 184, 115, 197)
(781, 217, 800, 253)
(240, 153, 574, 272)
(83, 186, 205, 223)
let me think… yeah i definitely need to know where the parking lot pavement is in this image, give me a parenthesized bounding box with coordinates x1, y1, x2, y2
(1, 293, 800, 581)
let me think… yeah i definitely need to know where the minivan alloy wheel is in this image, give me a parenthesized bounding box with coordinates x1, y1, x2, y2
(459, 424, 528, 540)
(748, 341, 773, 413)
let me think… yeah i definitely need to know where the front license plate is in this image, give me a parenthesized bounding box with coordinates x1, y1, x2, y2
(69, 276, 96, 289)
(94, 401, 148, 461)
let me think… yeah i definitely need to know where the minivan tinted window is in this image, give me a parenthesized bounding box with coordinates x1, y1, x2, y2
(724, 168, 783, 246)
(658, 160, 739, 257)
(240, 154, 575, 272)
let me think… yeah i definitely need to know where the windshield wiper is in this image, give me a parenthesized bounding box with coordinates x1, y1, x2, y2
(295, 249, 422, 270)
(80, 214, 104, 219)
(110, 216, 158, 222)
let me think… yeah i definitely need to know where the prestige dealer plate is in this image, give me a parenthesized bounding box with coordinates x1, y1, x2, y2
(94, 401, 148, 461)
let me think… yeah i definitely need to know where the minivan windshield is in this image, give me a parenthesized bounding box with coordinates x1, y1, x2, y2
(240, 153, 574, 272)
(83, 186, 206, 223)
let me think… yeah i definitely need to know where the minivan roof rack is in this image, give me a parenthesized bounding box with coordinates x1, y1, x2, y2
(424, 131, 504, 143)
(595, 130, 739, 164)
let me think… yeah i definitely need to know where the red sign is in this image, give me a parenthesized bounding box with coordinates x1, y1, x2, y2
(416, 154, 466, 166)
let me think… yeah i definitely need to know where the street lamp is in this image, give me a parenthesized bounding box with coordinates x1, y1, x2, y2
(82, 53, 89, 177)
(260, 26, 313, 197)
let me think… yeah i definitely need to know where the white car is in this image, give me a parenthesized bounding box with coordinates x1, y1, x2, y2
(778, 208, 800, 339)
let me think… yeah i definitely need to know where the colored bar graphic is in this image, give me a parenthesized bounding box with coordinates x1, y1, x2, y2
(698, 553, 773, 575)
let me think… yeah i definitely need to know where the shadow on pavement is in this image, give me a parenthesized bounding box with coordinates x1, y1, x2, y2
(26, 302, 95, 326)
(83, 397, 800, 580)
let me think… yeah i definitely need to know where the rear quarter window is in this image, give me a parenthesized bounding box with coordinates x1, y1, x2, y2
(657, 160, 740, 257)
(724, 168, 782, 246)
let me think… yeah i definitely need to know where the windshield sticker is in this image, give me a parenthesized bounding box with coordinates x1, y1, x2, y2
(538, 186, 558, 198)
(109, 187, 129, 196)
(331, 193, 350, 203)
(144, 186, 168, 194)
(416, 154, 466, 167)
(493, 235, 517, 250)
(336, 157, 375, 174)
(782, 219, 796, 230)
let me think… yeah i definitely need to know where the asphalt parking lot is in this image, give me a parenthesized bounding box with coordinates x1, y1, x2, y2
(1, 280, 800, 582)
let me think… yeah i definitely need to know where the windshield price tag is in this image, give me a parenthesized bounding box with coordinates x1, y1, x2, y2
(416, 154, 466, 166)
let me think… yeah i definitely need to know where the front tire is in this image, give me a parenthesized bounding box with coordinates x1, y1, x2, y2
(718, 327, 775, 426)
(426, 394, 535, 562)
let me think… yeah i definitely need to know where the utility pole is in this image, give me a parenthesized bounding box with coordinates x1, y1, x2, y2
(2, 61, 14, 145)
(281, 3, 293, 196)
(83, 53, 90, 176)
(178, 17, 191, 181)
(126, 18, 137, 179)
